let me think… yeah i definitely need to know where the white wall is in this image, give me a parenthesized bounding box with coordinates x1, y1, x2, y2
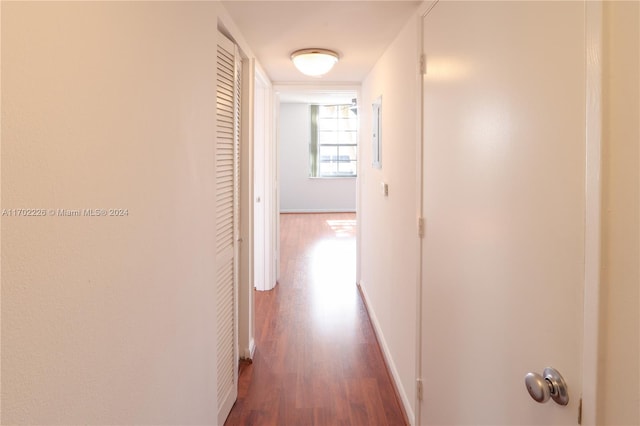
(598, 2, 640, 424)
(279, 103, 356, 213)
(359, 16, 420, 423)
(1, 2, 225, 423)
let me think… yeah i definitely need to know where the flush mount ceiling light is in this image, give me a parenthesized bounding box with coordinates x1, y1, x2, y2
(291, 48, 339, 77)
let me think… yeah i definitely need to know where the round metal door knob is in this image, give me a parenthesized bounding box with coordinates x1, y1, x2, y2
(525, 372, 551, 403)
(524, 367, 569, 406)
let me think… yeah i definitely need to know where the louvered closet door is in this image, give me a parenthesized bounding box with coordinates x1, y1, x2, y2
(216, 31, 241, 425)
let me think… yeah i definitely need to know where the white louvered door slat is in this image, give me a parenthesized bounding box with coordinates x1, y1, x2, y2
(216, 31, 241, 425)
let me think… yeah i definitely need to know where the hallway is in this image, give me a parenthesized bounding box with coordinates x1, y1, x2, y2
(225, 213, 407, 425)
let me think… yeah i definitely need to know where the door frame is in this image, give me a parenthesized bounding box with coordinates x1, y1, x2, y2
(272, 84, 361, 278)
(253, 65, 277, 294)
(581, 2, 604, 424)
(238, 56, 255, 360)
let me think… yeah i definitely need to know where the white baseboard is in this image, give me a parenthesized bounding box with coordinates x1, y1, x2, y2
(254, 280, 276, 291)
(358, 281, 415, 425)
(248, 338, 255, 359)
(280, 208, 356, 213)
(242, 338, 255, 360)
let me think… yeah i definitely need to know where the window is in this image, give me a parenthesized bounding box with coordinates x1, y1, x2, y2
(309, 104, 357, 177)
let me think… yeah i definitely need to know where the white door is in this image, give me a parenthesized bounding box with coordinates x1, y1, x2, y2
(421, 1, 588, 424)
(216, 31, 241, 425)
(254, 82, 266, 291)
(253, 71, 278, 292)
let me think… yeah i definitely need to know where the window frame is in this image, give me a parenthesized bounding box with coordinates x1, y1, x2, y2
(310, 104, 358, 178)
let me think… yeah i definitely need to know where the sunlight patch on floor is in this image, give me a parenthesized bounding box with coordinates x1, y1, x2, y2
(326, 219, 356, 238)
(309, 237, 357, 336)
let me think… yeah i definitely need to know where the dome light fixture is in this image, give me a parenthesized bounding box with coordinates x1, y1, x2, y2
(291, 48, 339, 77)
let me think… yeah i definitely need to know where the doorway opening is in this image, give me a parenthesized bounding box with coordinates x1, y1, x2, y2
(273, 86, 361, 317)
(277, 88, 359, 216)
(274, 86, 361, 302)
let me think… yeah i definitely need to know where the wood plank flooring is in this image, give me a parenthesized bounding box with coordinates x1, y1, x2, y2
(225, 213, 407, 426)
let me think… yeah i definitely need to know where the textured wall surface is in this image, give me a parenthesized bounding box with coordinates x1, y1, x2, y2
(2, 2, 221, 424)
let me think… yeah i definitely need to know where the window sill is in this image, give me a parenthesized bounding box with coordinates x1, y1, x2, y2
(308, 176, 357, 180)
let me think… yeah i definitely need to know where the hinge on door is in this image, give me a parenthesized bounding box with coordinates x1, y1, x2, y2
(418, 217, 425, 238)
(416, 378, 424, 401)
(420, 54, 427, 75)
(578, 397, 582, 425)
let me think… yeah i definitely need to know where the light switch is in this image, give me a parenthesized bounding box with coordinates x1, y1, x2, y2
(381, 182, 389, 196)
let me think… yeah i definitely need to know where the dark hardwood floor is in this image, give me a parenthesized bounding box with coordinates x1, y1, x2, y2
(225, 213, 407, 426)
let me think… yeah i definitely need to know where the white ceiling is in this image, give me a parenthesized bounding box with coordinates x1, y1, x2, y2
(221, 1, 422, 84)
